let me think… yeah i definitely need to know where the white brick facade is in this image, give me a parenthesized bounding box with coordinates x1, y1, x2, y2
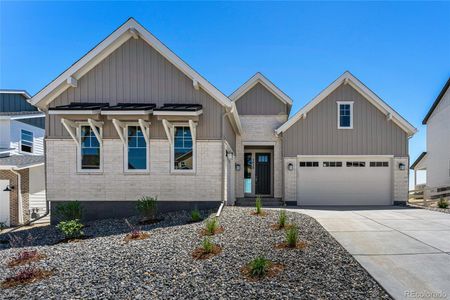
(283, 157, 297, 203)
(46, 139, 223, 202)
(393, 157, 409, 204)
(234, 115, 287, 199)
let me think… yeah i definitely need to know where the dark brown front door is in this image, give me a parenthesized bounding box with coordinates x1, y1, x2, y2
(255, 153, 271, 195)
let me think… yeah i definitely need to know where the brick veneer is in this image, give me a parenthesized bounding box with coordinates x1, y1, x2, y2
(0, 169, 29, 226)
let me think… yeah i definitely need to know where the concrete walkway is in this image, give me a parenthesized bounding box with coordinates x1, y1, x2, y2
(288, 207, 450, 300)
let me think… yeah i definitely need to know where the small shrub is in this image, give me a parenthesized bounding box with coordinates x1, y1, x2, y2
(201, 238, 214, 253)
(286, 225, 298, 248)
(191, 209, 202, 222)
(249, 256, 270, 278)
(8, 250, 45, 267)
(1, 267, 53, 288)
(437, 198, 449, 209)
(278, 210, 287, 228)
(0, 222, 6, 232)
(56, 219, 84, 239)
(255, 196, 262, 215)
(204, 217, 219, 235)
(55, 201, 82, 222)
(136, 196, 158, 221)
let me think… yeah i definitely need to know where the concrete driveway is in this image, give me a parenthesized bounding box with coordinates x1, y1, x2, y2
(288, 207, 450, 300)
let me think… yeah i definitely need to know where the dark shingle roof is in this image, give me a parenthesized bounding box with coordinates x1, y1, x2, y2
(49, 102, 109, 111)
(154, 104, 203, 112)
(423, 77, 450, 125)
(0, 111, 44, 117)
(410, 152, 427, 170)
(0, 155, 45, 169)
(102, 103, 156, 111)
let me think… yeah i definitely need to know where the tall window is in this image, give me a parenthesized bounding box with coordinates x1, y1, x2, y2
(80, 125, 101, 170)
(20, 130, 33, 153)
(338, 102, 353, 129)
(173, 126, 193, 170)
(126, 125, 148, 171)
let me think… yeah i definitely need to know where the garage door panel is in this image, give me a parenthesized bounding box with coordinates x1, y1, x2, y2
(297, 159, 392, 206)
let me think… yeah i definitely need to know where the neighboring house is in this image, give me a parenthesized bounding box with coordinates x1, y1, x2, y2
(411, 78, 450, 193)
(0, 90, 47, 226)
(28, 18, 416, 223)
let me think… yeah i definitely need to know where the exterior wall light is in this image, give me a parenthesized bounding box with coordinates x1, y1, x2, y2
(235, 164, 241, 171)
(3, 185, 14, 192)
(287, 163, 294, 171)
(399, 163, 406, 170)
(226, 151, 234, 160)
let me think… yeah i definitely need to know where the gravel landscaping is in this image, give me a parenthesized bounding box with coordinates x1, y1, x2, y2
(0, 207, 391, 299)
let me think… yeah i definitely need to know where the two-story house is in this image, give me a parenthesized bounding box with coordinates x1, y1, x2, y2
(0, 90, 47, 226)
(27, 18, 416, 222)
(411, 78, 450, 197)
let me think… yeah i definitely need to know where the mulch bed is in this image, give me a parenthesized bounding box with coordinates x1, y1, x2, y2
(274, 241, 308, 250)
(199, 226, 224, 236)
(54, 235, 91, 245)
(250, 211, 269, 217)
(7, 251, 47, 268)
(191, 245, 222, 260)
(241, 261, 284, 281)
(1, 268, 54, 289)
(123, 232, 150, 243)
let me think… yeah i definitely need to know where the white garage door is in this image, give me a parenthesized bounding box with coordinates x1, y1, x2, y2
(297, 158, 392, 206)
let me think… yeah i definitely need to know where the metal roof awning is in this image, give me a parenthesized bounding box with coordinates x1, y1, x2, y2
(101, 103, 156, 115)
(153, 104, 203, 116)
(48, 102, 110, 115)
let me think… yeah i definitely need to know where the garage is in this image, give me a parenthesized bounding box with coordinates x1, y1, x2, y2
(297, 157, 392, 206)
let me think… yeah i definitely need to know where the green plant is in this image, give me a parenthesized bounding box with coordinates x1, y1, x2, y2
(56, 219, 84, 239)
(249, 256, 270, 277)
(205, 217, 219, 235)
(285, 225, 298, 248)
(201, 237, 214, 253)
(255, 196, 262, 214)
(191, 209, 202, 222)
(278, 210, 287, 228)
(55, 201, 82, 222)
(136, 196, 158, 220)
(437, 198, 449, 209)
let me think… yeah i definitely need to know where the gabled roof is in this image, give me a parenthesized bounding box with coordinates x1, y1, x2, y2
(230, 72, 293, 106)
(275, 71, 417, 137)
(422, 77, 450, 125)
(410, 152, 427, 170)
(0, 90, 31, 99)
(28, 18, 242, 134)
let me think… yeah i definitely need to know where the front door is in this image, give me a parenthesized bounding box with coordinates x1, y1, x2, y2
(255, 153, 271, 195)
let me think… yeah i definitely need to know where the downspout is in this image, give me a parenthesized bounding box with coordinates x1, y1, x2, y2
(221, 106, 234, 206)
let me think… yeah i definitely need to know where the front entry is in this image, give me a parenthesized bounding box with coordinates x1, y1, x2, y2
(244, 149, 273, 196)
(255, 153, 271, 195)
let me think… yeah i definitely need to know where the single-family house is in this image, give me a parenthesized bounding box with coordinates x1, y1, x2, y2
(0, 90, 47, 226)
(27, 18, 416, 222)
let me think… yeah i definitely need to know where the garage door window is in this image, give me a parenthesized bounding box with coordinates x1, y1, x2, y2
(370, 161, 389, 167)
(323, 161, 342, 167)
(299, 161, 318, 167)
(347, 161, 365, 167)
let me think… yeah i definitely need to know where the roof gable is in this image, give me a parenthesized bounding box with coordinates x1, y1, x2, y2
(422, 77, 450, 124)
(29, 18, 242, 134)
(230, 72, 293, 106)
(276, 71, 417, 137)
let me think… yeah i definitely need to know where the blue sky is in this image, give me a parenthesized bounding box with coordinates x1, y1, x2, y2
(1, 1, 449, 187)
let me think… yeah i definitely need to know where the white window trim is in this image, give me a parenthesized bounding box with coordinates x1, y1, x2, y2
(124, 123, 150, 173)
(170, 122, 197, 174)
(337, 101, 354, 129)
(20, 129, 34, 154)
(77, 122, 103, 173)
